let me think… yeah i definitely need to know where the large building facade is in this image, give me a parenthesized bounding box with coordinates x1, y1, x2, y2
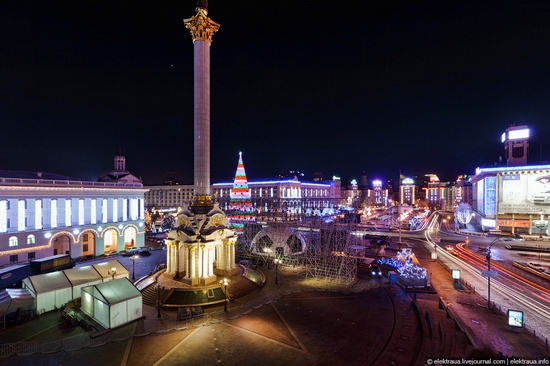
(144, 185, 194, 210)
(0, 170, 146, 266)
(470, 164, 550, 235)
(213, 177, 341, 221)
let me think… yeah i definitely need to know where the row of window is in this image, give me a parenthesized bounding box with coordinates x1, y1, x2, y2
(0, 198, 143, 233)
(8, 234, 36, 247)
(10, 252, 35, 263)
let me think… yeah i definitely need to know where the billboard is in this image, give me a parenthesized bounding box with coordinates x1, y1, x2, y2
(507, 309, 524, 328)
(498, 172, 550, 214)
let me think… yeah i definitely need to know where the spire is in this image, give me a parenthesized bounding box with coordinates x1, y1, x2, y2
(227, 152, 255, 233)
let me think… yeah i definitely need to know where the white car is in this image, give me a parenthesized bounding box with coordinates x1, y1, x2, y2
(530, 190, 550, 204)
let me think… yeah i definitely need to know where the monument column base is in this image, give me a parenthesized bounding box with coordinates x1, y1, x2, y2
(215, 267, 239, 277)
(199, 275, 217, 286)
(180, 277, 200, 286)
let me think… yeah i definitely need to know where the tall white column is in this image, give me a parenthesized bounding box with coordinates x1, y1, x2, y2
(193, 40, 211, 197)
(191, 247, 197, 278)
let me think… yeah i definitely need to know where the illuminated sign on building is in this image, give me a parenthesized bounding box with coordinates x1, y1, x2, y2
(497, 219, 530, 228)
(507, 128, 529, 141)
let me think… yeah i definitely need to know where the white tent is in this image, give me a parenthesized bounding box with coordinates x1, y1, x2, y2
(22, 271, 72, 314)
(63, 265, 103, 299)
(91, 260, 130, 282)
(0, 288, 35, 328)
(81, 278, 142, 329)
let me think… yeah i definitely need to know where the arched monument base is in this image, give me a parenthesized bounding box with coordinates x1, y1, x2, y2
(215, 267, 239, 277)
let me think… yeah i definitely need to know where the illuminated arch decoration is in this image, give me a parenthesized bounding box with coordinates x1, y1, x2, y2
(76, 229, 101, 243)
(99, 226, 122, 238)
(122, 223, 143, 235)
(49, 231, 77, 246)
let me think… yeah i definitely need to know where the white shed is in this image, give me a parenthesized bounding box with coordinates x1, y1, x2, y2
(80, 278, 142, 329)
(63, 265, 103, 299)
(22, 271, 73, 314)
(92, 260, 130, 282)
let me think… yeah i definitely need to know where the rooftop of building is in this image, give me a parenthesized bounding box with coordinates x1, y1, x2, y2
(0, 170, 83, 181)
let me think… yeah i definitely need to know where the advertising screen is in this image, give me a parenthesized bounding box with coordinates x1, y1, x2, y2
(498, 172, 550, 214)
(451, 269, 460, 280)
(507, 309, 524, 328)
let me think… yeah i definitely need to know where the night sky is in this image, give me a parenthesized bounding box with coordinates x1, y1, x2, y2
(2, 1, 550, 185)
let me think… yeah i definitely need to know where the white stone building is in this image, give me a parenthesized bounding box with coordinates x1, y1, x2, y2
(144, 185, 194, 210)
(0, 164, 146, 266)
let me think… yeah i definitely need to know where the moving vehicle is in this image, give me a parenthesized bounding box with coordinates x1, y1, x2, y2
(369, 264, 382, 278)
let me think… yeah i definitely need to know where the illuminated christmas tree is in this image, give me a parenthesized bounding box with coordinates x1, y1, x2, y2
(228, 152, 256, 233)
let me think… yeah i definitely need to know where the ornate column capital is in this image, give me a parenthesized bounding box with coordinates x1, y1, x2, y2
(184, 8, 220, 43)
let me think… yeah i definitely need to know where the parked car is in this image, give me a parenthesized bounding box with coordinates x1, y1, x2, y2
(527, 262, 545, 272)
(136, 248, 151, 257)
(76, 255, 94, 262)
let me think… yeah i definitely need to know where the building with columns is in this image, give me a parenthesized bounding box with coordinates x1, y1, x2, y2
(213, 176, 341, 221)
(0, 167, 146, 267)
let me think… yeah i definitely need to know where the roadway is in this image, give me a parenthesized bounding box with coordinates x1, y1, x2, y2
(416, 212, 550, 345)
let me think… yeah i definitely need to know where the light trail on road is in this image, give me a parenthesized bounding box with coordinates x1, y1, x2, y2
(421, 212, 550, 343)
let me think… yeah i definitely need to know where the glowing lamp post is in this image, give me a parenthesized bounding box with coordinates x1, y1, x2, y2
(220, 278, 230, 312)
(273, 258, 282, 284)
(131, 254, 138, 282)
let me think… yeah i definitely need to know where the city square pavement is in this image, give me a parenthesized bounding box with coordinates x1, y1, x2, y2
(1, 242, 549, 366)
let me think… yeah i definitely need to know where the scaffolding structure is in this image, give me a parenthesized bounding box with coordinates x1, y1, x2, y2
(235, 219, 361, 284)
(302, 220, 360, 283)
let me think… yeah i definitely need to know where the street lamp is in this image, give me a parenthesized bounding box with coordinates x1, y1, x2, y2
(486, 234, 523, 309)
(220, 278, 230, 312)
(131, 254, 138, 282)
(273, 258, 282, 284)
